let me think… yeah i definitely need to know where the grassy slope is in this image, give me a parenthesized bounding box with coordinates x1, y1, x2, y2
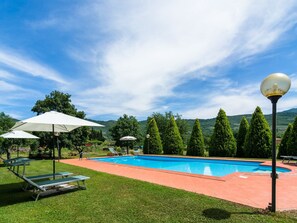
(0, 160, 296, 223)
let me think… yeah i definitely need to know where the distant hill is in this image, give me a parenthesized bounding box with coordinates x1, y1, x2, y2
(95, 108, 297, 140)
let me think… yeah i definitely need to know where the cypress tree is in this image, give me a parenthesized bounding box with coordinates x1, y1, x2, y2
(244, 106, 272, 158)
(278, 123, 292, 158)
(209, 109, 236, 157)
(236, 117, 249, 157)
(143, 118, 163, 154)
(163, 116, 184, 155)
(287, 116, 297, 156)
(187, 119, 205, 156)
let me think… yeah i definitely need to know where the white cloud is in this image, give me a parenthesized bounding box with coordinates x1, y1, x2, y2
(182, 83, 261, 118)
(0, 80, 20, 91)
(0, 70, 14, 79)
(67, 0, 297, 118)
(26, 17, 59, 29)
(0, 48, 67, 84)
(0, 80, 41, 96)
(182, 75, 297, 119)
(5, 0, 295, 120)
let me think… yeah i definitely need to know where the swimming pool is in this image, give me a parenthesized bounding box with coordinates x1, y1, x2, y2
(91, 156, 290, 177)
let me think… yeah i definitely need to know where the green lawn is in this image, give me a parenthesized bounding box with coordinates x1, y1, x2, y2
(0, 160, 296, 223)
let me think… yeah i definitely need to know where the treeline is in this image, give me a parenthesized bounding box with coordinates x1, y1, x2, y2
(110, 106, 297, 158)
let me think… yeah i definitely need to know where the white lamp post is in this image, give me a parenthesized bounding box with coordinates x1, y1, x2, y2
(260, 73, 291, 212)
(146, 134, 150, 154)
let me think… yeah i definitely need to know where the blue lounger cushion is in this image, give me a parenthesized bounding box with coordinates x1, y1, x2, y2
(27, 172, 73, 181)
(34, 175, 90, 189)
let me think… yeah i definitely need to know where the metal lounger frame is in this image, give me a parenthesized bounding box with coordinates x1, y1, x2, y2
(22, 175, 90, 201)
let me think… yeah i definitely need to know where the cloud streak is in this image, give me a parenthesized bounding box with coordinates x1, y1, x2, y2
(0, 46, 67, 118)
(0, 47, 67, 84)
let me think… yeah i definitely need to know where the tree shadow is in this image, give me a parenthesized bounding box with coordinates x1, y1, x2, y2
(0, 181, 82, 207)
(0, 182, 33, 207)
(202, 208, 256, 220)
(202, 208, 231, 220)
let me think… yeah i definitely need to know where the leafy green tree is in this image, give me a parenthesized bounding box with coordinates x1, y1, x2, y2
(244, 106, 272, 158)
(143, 118, 162, 154)
(175, 114, 189, 144)
(163, 116, 184, 154)
(0, 112, 15, 131)
(32, 91, 78, 115)
(209, 109, 236, 157)
(151, 112, 168, 143)
(236, 117, 249, 157)
(287, 116, 297, 156)
(0, 112, 15, 159)
(66, 127, 90, 159)
(109, 114, 141, 149)
(151, 112, 188, 146)
(31, 90, 90, 159)
(278, 123, 292, 158)
(187, 119, 205, 156)
(89, 129, 105, 142)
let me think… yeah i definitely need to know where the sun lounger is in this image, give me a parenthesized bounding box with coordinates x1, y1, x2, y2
(22, 175, 90, 201)
(3, 157, 31, 175)
(22, 172, 74, 190)
(280, 156, 293, 163)
(27, 172, 73, 181)
(133, 149, 140, 155)
(280, 156, 297, 165)
(3, 157, 30, 166)
(108, 148, 119, 156)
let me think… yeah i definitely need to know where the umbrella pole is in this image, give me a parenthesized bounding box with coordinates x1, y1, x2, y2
(57, 137, 60, 162)
(52, 124, 56, 179)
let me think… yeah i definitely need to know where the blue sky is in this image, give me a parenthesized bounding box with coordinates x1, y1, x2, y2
(0, 0, 297, 121)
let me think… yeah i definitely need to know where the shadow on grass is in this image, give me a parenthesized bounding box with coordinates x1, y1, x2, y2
(0, 181, 83, 207)
(0, 182, 32, 207)
(202, 208, 256, 220)
(203, 208, 231, 220)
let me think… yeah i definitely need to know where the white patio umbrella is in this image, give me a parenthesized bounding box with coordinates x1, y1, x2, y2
(11, 111, 104, 178)
(1, 130, 39, 139)
(0, 130, 39, 157)
(120, 136, 137, 141)
(120, 136, 137, 154)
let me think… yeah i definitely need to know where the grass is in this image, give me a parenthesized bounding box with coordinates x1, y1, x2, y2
(0, 160, 296, 223)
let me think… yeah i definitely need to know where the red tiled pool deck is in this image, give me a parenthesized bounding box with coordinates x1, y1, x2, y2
(61, 157, 297, 211)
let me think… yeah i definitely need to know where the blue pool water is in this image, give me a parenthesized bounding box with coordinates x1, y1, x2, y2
(91, 156, 290, 177)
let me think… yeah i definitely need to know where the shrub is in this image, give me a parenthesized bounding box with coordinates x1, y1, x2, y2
(187, 119, 205, 156)
(277, 123, 292, 158)
(236, 117, 249, 157)
(163, 116, 184, 155)
(106, 152, 114, 156)
(244, 106, 271, 158)
(287, 117, 297, 156)
(209, 109, 236, 157)
(144, 118, 163, 154)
